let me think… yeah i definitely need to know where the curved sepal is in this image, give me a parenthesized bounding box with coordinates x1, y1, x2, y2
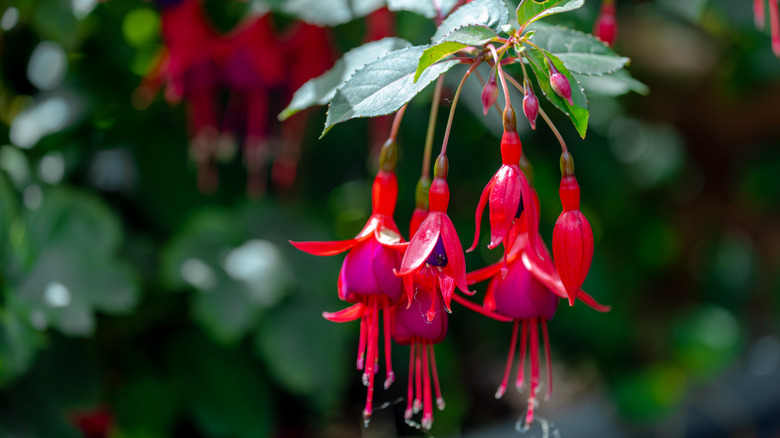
(323, 303, 365, 322)
(290, 238, 357, 256)
(398, 214, 442, 275)
(468, 176, 495, 252)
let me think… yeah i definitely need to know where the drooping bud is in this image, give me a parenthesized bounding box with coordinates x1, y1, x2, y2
(770, 0, 780, 57)
(547, 61, 573, 105)
(593, 0, 618, 47)
(481, 71, 499, 115)
(522, 79, 539, 130)
(756, 0, 766, 30)
(552, 152, 593, 305)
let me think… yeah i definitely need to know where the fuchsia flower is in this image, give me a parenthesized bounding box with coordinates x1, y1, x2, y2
(552, 153, 594, 305)
(593, 0, 618, 47)
(396, 157, 473, 317)
(469, 109, 541, 265)
(466, 220, 609, 427)
(391, 288, 448, 430)
(291, 162, 404, 426)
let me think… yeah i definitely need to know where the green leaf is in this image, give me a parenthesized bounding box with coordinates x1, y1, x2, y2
(415, 25, 499, 82)
(278, 0, 385, 26)
(388, 0, 460, 18)
(441, 24, 500, 46)
(415, 41, 467, 82)
(322, 45, 459, 137)
(432, 0, 509, 42)
(279, 37, 412, 121)
(574, 70, 649, 97)
(525, 47, 589, 138)
(516, 0, 584, 29)
(528, 23, 629, 75)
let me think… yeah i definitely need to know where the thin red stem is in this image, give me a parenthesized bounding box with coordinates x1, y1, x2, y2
(389, 104, 407, 142)
(487, 44, 511, 109)
(439, 60, 482, 157)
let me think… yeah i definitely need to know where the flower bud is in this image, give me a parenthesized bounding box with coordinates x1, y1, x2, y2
(522, 85, 539, 130)
(481, 72, 499, 115)
(549, 70, 573, 105)
(593, 0, 617, 47)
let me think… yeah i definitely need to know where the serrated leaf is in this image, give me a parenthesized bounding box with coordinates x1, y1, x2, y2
(516, 0, 584, 29)
(528, 23, 629, 75)
(323, 45, 459, 137)
(525, 47, 589, 138)
(574, 70, 650, 97)
(279, 0, 385, 26)
(415, 41, 467, 82)
(279, 38, 412, 121)
(432, 0, 509, 42)
(388, 0, 460, 18)
(415, 25, 499, 82)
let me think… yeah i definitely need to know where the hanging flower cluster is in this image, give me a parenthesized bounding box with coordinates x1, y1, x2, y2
(284, 0, 640, 431)
(137, 0, 334, 194)
(755, 0, 780, 57)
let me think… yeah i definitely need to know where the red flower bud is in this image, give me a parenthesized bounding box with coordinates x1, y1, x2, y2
(549, 68, 573, 105)
(522, 88, 539, 130)
(552, 175, 593, 305)
(481, 73, 499, 115)
(593, 0, 618, 47)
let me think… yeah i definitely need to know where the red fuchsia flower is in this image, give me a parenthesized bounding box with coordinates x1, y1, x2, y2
(396, 156, 473, 317)
(593, 0, 618, 47)
(391, 284, 448, 430)
(465, 220, 609, 428)
(469, 108, 541, 265)
(69, 406, 113, 438)
(552, 152, 594, 306)
(291, 142, 404, 426)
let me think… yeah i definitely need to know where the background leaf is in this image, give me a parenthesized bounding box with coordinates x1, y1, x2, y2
(323, 45, 459, 136)
(277, 0, 385, 26)
(529, 22, 630, 75)
(432, 0, 509, 42)
(279, 37, 412, 121)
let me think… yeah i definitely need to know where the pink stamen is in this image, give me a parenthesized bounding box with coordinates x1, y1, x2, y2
(542, 319, 553, 401)
(515, 320, 528, 391)
(362, 297, 380, 427)
(422, 340, 434, 430)
(526, 319, 540, 427)
(405, 345, 415, 421)
(357, 315, 367, 370)
(383, 306, 395, 389)
(429, 343, 445, 410)
(414, 341, 423, 413)
(496, 320, 519, 399)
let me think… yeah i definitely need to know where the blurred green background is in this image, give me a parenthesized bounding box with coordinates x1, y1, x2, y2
(0, 0, 779, 437)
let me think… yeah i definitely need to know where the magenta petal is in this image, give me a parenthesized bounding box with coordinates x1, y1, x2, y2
(395, 292, 448, 343)
(372, 242, 403, 302)
(439, 215, 471, 295)
(490, 258, 559, 321)
(342, 240, 379, 300)
(399, 214, 442, 275)
(488, 165, 521, 249)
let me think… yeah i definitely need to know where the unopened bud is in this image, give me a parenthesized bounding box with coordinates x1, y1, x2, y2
(481, 72, 499, 115)
(547, 61, 573, 105)
(594, 0, 617, 47)
(522, 90, 539, 130)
